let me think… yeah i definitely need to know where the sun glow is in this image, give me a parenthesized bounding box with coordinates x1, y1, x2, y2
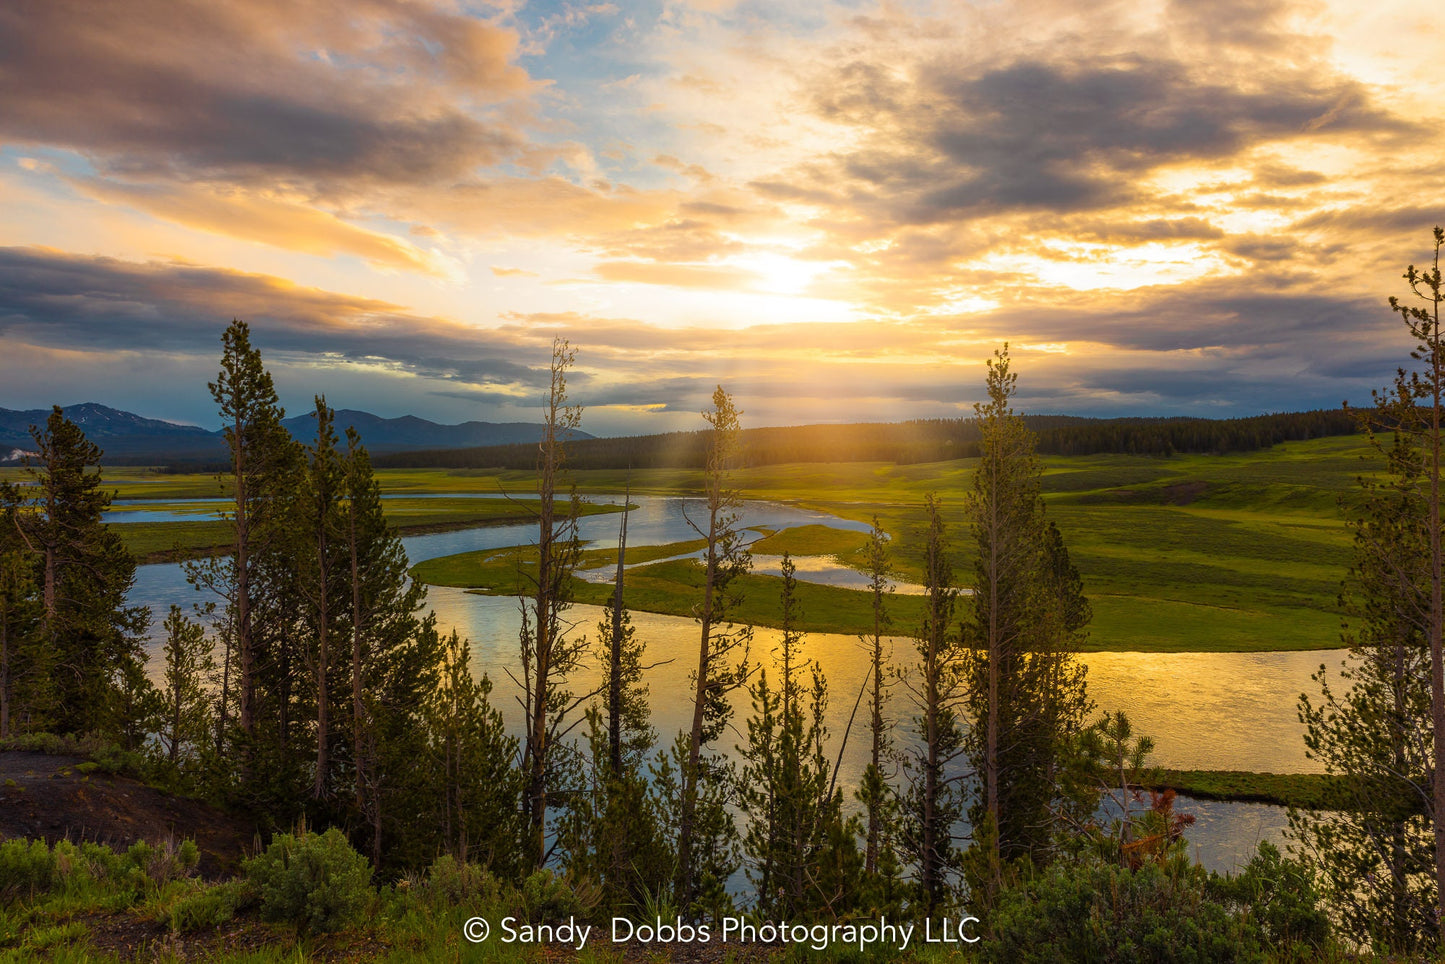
(729, 251, 834, 296)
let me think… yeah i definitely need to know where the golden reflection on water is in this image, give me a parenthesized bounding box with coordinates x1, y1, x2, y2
(431, 590, 1339, 777)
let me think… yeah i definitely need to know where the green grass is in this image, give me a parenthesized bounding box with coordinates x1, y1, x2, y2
(398, 436, 1386, 651)
(1149, 770, 1349, 811)
(113, 500, 621, 564)
(105, 435, 1390, 651)
(412, 539, 912, 636)
(750, 524, 870, 560)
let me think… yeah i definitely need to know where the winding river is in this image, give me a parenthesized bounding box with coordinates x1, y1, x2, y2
(123, 494, 1339, 873)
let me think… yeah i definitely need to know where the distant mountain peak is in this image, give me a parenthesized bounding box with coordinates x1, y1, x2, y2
(0, 403, 591, 463)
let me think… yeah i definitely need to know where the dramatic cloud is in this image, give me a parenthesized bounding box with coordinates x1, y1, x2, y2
(0, 0, 531, 187)
(0, 0, 1440, 431)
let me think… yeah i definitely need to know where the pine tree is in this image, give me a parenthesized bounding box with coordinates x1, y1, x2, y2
(675, 385, 753, 911)
(1293, 364, 1437, 954)
(207, 319, 297, 749)
(340, 427, 439, 866)
(898, 495, 967, 916)
(517, 337, 589, 869)
(739, 553, 842, 918)
(855, 516, 907, 912)
(962, 345, 1091, 896)
(158, 605, 216, 769)
(0, 486, 40, 737)
(1384, 226, 1445, 944)
(297, 397, 347, 801)
(557, 491, 671, 911)
(11, 407, 149, 737)
(425, 632, 522, 873)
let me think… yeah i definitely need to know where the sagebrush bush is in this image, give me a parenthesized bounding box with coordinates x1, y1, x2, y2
(516, 868, 597, 922)
(1209, 842, 1331, 960)
(425, 854, 501, 905)
(0, 840, 55, 901)
(244, 828, 373, 934)
(986, 856, 1266, 963)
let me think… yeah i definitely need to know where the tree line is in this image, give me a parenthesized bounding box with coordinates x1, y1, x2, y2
(373, 408, 1359, 472)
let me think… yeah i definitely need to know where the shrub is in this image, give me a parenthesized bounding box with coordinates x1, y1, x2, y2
(1209, 842, 1331, 959)
(243, 828, 373, 934)
(0, 840, 55, 901)
(517, 869, 594, 922)
(133, 839, 200, 887)
(986, 856, 1266, 963)
(425, 855, 500, 905)
(158, 879, 257, 933)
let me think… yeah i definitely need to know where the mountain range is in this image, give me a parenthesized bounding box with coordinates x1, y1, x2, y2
(0, 403, 592, 464)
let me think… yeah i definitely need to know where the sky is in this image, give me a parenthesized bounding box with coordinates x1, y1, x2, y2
(0, 0, 1441, 436)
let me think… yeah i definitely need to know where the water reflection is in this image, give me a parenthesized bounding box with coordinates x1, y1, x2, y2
(125, 496, 1328, 876)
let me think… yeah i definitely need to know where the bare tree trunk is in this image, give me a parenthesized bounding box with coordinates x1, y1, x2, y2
(608, 485, 629, 777)
(986, 467, 1001, 878)
(923, 631, 939, 910)
(315, 540, 331, 799)
(522, 339, 579, 870)
(349, 498, 368, 833)
(678, 501, 718, 908)
(1429, 262, 1445, 948)
(216, 617, 231, 755)
(170, 661, 182, 764)
(1, 613, 10, 739)
(526, 423, 555, 868)
(233, 415, 255, 740)
(866, 586, 884, 875)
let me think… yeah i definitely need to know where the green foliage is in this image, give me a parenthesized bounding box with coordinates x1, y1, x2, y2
(985, 856, 1266, 963)
(1293, 302, 1441, 956)
(654, 732, 738, 919)
(5, 407, 149, 740)
(156, 604, 215, 770)
(422, 632, 522, 875)
(1208, 842, 1331, 960)
(557, 710, 673, 917)
(739, 554, 846, 919)
(1147, 770, 1344, 810)
(422, 854, 502, 906)
(898, 494, 967, 916)
(0, 840, 55, 902)
(517, 869, 594, 922)
(854, 516, 909, 917)
(0, 837, 200, 911)
(154, 878, 257, 932)
(963, 345, 1092, 880)
(242, 828, 373, 935)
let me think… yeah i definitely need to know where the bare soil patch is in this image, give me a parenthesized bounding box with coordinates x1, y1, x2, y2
(0, 750, 255, 876)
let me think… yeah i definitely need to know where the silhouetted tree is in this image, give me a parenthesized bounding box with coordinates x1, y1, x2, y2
(899, 495, 967, 915)
(516, 337, 589, 869)
(675, 385, 752, 911)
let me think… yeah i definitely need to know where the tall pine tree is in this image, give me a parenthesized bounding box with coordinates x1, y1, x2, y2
(12, 407, 148, 737)
(962, 345, 1091, 899)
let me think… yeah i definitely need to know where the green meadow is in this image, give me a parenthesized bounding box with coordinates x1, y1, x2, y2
(8, 434, 1372, 650)
(101, 495, 622, 564)
(405, 434, 1373, 654)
